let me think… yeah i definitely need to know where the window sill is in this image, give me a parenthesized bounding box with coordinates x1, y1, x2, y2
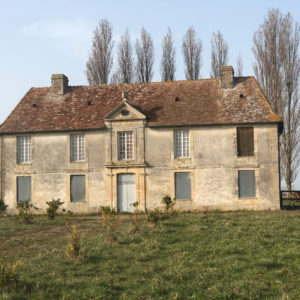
(16, 162, 32, 165)
(175, 199, 192, 201)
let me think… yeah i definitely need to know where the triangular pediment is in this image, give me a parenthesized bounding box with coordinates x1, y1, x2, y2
(104, 100, 146, 121)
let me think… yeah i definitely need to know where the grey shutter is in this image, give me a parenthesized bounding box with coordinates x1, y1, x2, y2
(70, 175, 85, 202)
(17, 176, 31, 202)
(175, 172, 191, 200)
(238, 170, 256, 198)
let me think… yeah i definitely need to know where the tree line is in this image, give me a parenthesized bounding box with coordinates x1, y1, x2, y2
(86, 20, 237, 85)
(86, 9, 300, 190)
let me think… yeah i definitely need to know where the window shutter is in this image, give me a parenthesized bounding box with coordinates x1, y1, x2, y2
(17, 176, 32, 202)
(237, 127, 254, 156)
(175, 172, 191, 200)
(70, 175, 86, 202)
(238, 170, 256, 198)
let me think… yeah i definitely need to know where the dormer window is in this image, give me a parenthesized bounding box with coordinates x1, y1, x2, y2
(121, 109, 130, 116)
(118, 132, 133, 160)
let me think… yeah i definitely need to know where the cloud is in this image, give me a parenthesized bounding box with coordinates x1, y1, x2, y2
(22, 19, 92, 43)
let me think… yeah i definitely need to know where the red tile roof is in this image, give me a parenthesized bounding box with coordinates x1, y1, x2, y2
(0, 77, 282, 134)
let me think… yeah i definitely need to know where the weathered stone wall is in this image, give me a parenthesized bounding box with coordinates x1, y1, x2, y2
(2, 123, 280, 213)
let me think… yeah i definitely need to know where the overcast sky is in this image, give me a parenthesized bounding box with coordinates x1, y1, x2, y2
(1, 0, 300, 187)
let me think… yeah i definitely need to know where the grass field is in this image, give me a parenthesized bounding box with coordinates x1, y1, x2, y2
(1, 211, 300, 299)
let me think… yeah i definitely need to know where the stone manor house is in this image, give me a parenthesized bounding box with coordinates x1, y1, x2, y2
(0, 66, 282, 213)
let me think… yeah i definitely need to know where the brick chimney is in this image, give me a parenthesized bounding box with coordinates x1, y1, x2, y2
(51, 74, 68, 95)
(220, 66, 234, 88)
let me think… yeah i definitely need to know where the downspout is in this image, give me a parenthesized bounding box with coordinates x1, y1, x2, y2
(1, 135, 4, 202)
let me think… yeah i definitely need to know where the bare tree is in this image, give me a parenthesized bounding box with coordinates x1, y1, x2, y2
(160, 28, 176, 81)
(135, 28, 154, 82)
(236, 53, 243, 76)
(253, 9, 300, 190)
(86, 19, 114, 85)
(210, 31, 229, 78)
(117, 30, 134, 84)
(182, 27, 202, 80)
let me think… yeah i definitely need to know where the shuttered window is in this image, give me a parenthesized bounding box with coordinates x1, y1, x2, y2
(70, 134, 85, 162)
(237, 127, 254, 156)
(70, 175, 86, 202)
(175, 172, 191, 200)
(238, 170, 256, 198)
(118, 132, 133, 160)
(174, 130, 190, 158)
(17, 176, 31, 202)
(17, 136, 32, 163)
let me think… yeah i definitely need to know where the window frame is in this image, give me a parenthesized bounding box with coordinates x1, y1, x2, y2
(17, 136, 32, 164)
(70, 134, 85, 162)
(118, 131, 134, 160)
(237, 127, 254, 157)
(238, 170, 256, 198)
(174, 129, 190, 158)
(174, 172, 191, 200)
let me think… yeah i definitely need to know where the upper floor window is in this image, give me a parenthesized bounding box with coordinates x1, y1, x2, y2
(70, 134, 85, 162)
(118, 132, 133, 160)
(237, 127, 254, 157)
(17, 136, 31, 163)
(174, 130, 190, 158)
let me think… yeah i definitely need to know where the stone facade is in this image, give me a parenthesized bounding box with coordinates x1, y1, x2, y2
(0, 67, 282, 213)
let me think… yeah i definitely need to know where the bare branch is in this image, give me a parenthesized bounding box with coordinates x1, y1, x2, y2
(135, 28, 154, 83)
(236, 53, 243, 76)
(210, 31, 229, 78)
(117, 30, 134, 84)
(182, 26, 202, 80)
(160, 28, 176, 81)
(86, 19, 114, 85)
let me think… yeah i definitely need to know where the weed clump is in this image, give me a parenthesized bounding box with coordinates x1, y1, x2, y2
(0, 199, 7, 217)
(129, 202, 143, 234)
(147, 208, 165, 225)
(16, 200, 33, 224)
(46, 198, 64, 220)
(66, 225, 81, 260)
(100, 206, 119, 242)
(162, 195, 176, 213)
(0, 259, 22, 290)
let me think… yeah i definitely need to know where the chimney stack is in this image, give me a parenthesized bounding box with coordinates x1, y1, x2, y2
(220, 66, 234, 88)
(51, 74, 68, 95)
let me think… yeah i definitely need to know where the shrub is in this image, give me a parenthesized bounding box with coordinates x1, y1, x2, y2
(129, 202, 143, 234)
(16, 200, 33, 224)
(0, 259, 22, 290)
(162, 195, 175, 212)
(66, 225, 81, 260)
(147, 208, 165, 225)
(100, 206, 119, 242)
(46, 198, 64, 220)
(0, 199, 7, 217)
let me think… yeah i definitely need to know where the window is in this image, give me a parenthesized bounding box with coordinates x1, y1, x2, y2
(70, 175, 86, 202)
(238, 170, 256, 198)
(118, 132, 133, 160)
(237, 127, 254, 156)
(174, 130, 190, 158)
(17, 136, 31, 163)
(17, 176, 31, 202)
(70, 134, 85, 162)
(175, 172, 191, 200)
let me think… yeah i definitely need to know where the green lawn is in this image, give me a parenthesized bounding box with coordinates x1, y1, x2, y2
(1, 211, 300, 299)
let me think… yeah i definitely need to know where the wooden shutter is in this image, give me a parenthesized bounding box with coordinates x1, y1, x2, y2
(238, 170, 256, 198)
(70, 175, 86, 202)
(175, 172, 191, 200)
(17, 176, 31, 202)
(237, 127, 254, 156)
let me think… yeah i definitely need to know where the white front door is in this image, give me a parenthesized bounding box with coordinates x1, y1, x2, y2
(117, 174, 136, 212)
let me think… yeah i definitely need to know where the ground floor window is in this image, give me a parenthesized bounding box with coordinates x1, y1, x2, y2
(175, 172, 191, 200)
(17, 176, 31, 202)
(70, 175, 86, 202)
(238, 170, 256, 198)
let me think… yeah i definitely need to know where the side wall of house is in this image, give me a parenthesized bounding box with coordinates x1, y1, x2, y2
(3, 123, 280, 213)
